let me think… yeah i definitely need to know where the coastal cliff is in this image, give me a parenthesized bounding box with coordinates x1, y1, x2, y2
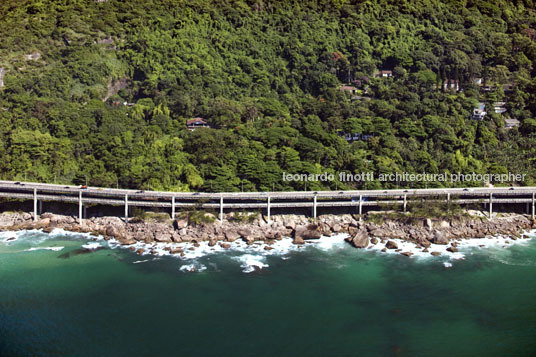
(1, 210, 534, 257)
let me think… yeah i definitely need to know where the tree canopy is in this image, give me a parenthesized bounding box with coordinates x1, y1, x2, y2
(0, 0, 535, 190)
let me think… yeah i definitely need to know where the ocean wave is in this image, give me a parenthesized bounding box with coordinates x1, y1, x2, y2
(3, 228, 535, 272)
(232, 254, 269, 273)
(81, 242, 102, 250)
(0, 231, 18, 243)
(179, 262, 207, 272)
(24, 246, 64, 252)
(132, 259, 150, 264)
(107, 233, 350, 262)
(48, 228, 104, 241)
(365, 230, 536, 267)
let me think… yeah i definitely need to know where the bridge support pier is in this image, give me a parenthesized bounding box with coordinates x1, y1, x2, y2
(267, 197, 271, 223)
(33, 188, 37, 221)
(312, 195, 317, 220)
(124, 194, 128, 223)
(359, 195, 363, 222)
(403, 194, 407, 213)
(220, 197, 224, 224)
(171, 196, 175, 220)
(489, 193, 493, 220)
(532, 192, 536, 219)
(78, 191, 83, 224)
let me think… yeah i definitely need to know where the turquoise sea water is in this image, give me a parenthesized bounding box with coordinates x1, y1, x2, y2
(1, 230, 536, 356)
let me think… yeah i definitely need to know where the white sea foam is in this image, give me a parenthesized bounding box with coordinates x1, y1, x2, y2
(4, 228, 534, 272)
(443, 262, 453, 268)
(0, 229, 50, 245)
(48, 228, 104, 241)
(0, 232, 18, 242)
(365, 230, 535, 267)
(179, 262, 207, 272)
(233, 254, 269, 273)
(108, 230, 535, 273)
(132, 259, 150, 264)
(82, 242, 102, 250)
(313, 234, 348, 250)
(114, 233, 351, 266)
(25, 246, 64, 252)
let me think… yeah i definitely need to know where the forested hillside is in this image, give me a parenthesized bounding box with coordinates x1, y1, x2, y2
(1, 0, 536, 191)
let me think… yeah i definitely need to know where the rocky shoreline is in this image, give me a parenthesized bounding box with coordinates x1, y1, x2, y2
(1, 210, 535, 257)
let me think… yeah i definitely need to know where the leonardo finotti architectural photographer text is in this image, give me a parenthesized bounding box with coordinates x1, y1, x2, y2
(282, 172, 526, 183)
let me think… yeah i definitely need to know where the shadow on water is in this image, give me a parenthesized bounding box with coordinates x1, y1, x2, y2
(57, 247, 105, 259)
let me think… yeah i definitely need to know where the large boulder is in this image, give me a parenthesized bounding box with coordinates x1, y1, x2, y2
(293, 224, 322, 241)
(418, 238, 431, 248)
(283, 217, 297, 230)
(293, 236, 305, 245)
(171, 231, 182, 243)
(38, 217, 51, 226)
(224, 230, 241, 242)
(105, 224, 135, 244)
(237, 228, 252, 239)
(105, 225, 123, 238)
(432, 230, 449, 245)
(0, 212, 28, 228)
(346, 230, 369, 248)
(180, 232, 198, 243)
(174, 218, 188, 229)
(154, 232, 172, 243)
(331, 223, 343, 233)
(425, 218, 433, 230)
(385, 240, 398, 249)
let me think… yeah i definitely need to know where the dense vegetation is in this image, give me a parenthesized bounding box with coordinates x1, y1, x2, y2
(1, 0, 536, 191)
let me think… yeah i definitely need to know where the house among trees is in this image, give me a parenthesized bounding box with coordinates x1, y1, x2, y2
(504, 118, 520, 129)
(351, 95, 371, 102)
(503, 80, 515, 93)
(443, 79, 461, 92)
(351, 76, 370, 88)
(340, 85, 358, 95)
(338, 132, 374, 142)
(493, 102, 507, 114)
(472, 102, 487, 120)
(187, 118, 210, 131)
(480, 80, 515, 93)
(374, 70, 393, 78)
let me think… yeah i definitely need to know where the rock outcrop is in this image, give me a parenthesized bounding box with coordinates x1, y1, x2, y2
(385, 240, 398, 249)
(0, 210, 533, 258)
(293, 224, 322, 241)
(346, 230, 369, 248)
